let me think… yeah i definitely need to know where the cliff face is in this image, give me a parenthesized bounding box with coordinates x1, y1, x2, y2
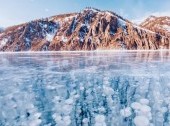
(140, 16, 170, 37)
(0, 8, 170, 51)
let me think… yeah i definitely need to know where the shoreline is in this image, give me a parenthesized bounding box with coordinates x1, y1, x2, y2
(0, 49, 169, 54)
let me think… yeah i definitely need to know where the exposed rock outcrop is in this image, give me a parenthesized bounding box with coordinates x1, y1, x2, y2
(140, 16, 170, 37)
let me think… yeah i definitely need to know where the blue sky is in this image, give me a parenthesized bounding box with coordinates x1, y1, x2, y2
(0, 0, 170, 27)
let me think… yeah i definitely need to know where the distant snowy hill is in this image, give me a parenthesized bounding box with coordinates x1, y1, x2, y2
(0, 7, 170, 51)
(140, 16, 170, 36)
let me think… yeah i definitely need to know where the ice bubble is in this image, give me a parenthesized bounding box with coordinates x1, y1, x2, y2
(74, 94, 80, 99)
(54, 96, 60, 101)
(26, 103, 35, 109)
(33, 112, 41, 118)
(63, 116, 71, 125)
(80, 86, 84, 91)
(29, 119, 42, 126)
(98, 107, 105, 113)
(120, 107, 132, 117)
(161, 107, 168, 113)
(144, 112, 152, 121)
(103, 80, 109, 85)
(167, 83, 170, 88)
(131, 102, 142, 110)
(164, 97, 170, 104)
(103, 86, 114, 95)
(95, 123, 106, 126)
(140, 105, 151, 114)
(46, 85, 56, 90)
(103, 77, 109, 81)
(95, 115, 105, 123)
(82, 118, 89, 123)
(150, 123, 154, 126)
(53, 114, 62, 122)
(62, 105, 72, 114)
(139, 99, 149, 105)
(65, 99, 74, 105)
(134, 116, 149, 126)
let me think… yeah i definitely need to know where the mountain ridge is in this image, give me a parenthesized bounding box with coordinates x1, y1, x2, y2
(0, 8, 170, 51)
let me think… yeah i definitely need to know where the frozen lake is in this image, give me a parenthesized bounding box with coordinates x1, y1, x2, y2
(0, 51, 170, 126)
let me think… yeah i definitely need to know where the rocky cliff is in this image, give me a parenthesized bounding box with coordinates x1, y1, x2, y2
(0, 8, 170, 51)
(140, 16, 170, 37)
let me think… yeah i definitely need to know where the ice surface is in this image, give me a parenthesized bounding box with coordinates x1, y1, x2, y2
(0, 51, 170, 126)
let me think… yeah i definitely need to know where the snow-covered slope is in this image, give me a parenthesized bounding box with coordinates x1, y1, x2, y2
(0, 8, 170, 51)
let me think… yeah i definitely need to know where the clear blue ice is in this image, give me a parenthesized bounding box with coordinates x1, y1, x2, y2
(0, 51, 170, 126)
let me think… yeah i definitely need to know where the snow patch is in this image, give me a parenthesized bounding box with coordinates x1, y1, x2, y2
(0, 38, 8, 48)
(43, 24, 48, 28)
(118, 19, 127, 34)
(62, 36, 68, 43)
(46, 33, 55, 42)
(118, 19, 126, 27)
(105, 11, 113, 16)
(83, 8, 99, 13)
(162, 25, 170, 32)
(64, 15, 75, 22)
(133, 25, 155, 34)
